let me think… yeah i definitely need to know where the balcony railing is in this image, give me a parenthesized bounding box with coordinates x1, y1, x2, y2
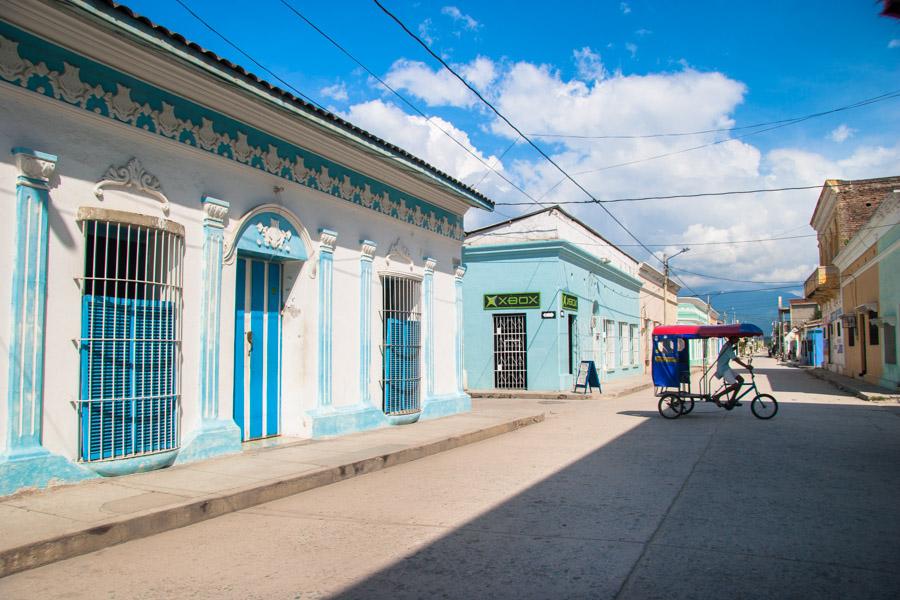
(804, 265, 839, 301)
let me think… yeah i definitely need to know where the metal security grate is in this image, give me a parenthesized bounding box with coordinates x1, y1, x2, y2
(77, 220, 183, 462)
(381, 275, 422, 415)
(493, 314, 527, 389)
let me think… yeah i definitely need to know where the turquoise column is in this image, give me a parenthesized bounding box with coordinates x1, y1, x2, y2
(177, 196, 241, 463)
(1, 147, 93, 495)
(454, 265, 467, 393)
(317, 229, 338, 407)
(423, 257, 436, 398)
(359, 240, 377, 405)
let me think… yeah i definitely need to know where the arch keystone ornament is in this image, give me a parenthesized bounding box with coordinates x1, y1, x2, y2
(93, 157, 170, 215)
(2, 148, 95, 496)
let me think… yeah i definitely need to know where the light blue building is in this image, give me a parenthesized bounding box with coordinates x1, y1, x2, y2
(463, 207, 643, 392)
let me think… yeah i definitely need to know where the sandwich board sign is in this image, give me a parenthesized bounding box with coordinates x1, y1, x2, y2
(573, 360, 601, 393)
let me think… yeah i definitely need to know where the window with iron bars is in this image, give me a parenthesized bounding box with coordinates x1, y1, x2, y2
(380, 275, 422, 415)
(630, 324, 639, 367)
(77, 217, 183, 462)
(604, 319, 616, 370)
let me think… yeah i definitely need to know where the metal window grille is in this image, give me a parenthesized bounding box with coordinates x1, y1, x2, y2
(620, 323, 629, 367)
(493, 314, 527, 389)
(605, 320, 616, 370)
(380, 275, 422, 415)
(77, 220, 183, 462)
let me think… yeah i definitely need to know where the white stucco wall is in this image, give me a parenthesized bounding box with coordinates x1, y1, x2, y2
(0, 84, 466, 458)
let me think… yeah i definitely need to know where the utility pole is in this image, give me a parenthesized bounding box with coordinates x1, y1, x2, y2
(662, 247, 689, 325)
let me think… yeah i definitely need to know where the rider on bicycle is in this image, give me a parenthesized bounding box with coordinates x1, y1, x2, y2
(713, 336, 752, 408)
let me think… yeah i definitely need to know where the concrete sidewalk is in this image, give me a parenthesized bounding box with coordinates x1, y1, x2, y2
(0, 400, 544, 578)
(469, 372, 653, 400)
(803, 367, 900, 402)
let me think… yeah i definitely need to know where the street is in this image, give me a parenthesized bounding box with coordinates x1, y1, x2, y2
(2, 357, 899, 599)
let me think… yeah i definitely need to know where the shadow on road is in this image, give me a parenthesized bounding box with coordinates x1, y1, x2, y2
(329, 401, 900, 599)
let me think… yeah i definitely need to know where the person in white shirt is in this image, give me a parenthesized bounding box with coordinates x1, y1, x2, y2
(713, 336, 752, 408)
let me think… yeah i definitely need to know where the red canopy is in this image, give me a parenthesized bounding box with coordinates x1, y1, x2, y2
(652, 323, 764, 339)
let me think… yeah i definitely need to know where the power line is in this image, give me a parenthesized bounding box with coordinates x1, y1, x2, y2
(372, 0, 695, 295)
(496, 184, 824, 206)
(277, 0, 543, 209)
(670, 266, 803, 285)
(685, 285, 803, 297)
(172, 0, 325, 110)
(527, 89, 900, 140)
(533, 90, 900, 198)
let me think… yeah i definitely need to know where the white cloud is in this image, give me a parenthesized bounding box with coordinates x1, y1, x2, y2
(441, 6, 480, 30)
(620, 2, 631, 14)
(828, 124, 855, 143)
(635, 28, 652, 37)
(320, 82, 348, 102)
(418, 18, 434, 46)
(889, 39, 900, 48)
(573, 47, 607, 81)
(384, 57, 496, 108)
(340, 100, 503, 185)
(625, 42, 638, 58)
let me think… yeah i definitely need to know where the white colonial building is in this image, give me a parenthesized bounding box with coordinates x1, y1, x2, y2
(0, 0, 490, 495)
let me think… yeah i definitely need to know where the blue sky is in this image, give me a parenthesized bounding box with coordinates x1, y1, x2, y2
(124, 0, 900, 324)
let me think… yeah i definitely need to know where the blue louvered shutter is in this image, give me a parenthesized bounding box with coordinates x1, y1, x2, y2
(132, 299, 177, 453)
(405, 319, 420, 412)
(384, 317, 399, 414)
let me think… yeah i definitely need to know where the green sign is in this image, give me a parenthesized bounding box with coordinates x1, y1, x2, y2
(561, 292, 578, 311)
(483, 292, 541, 310)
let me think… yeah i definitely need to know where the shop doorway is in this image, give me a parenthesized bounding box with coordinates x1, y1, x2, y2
(493, 313, 527, 389)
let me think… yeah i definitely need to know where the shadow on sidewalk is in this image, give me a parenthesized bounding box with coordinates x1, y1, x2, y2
(328, 401, 900, 599)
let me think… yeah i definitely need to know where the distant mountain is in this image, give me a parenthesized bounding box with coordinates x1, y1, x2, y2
(689, 288, 803, 329)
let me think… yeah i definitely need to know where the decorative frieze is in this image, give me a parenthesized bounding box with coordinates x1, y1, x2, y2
(256, 218, 292, 250)
(0, 27, 466, 239)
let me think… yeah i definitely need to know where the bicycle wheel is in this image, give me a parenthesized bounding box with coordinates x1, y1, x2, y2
(658, 394, 684, 419)
(751, 394, 778, 419)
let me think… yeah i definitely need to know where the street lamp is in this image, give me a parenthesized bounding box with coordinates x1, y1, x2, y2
(662, 247, 689, 325)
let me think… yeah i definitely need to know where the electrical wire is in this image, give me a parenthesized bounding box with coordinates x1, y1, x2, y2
(373, 0, 695, 295)
(527, 89, 900, 140)
(496, 184, 824, 206)
(172, 0, 326, 110)
(669, 266, 804, 285)
(277, 0, 545, 209)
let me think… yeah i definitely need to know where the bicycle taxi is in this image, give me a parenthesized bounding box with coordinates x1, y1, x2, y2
(651, 323, 778, 420)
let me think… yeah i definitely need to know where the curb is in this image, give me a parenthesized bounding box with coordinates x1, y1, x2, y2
(0, 412, 544, 578)
(470, 381, 653, 401)
(803, 369, 900, 403)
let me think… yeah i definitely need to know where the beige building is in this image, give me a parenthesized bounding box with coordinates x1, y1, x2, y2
(638, 263, 681, 372)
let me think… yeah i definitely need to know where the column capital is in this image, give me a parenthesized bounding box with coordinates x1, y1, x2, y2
(424, 256, 437, 273)
(319, 228, 338, 253)
(201, 195, 229, 229)
(454, 264, 467, 280)
(360, 239, 377, 261)
(11, 147, 57, 189)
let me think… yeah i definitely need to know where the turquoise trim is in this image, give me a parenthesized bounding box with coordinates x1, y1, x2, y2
(83, 449, 178, 477)
(0, 23, 466, 239)
(421, 392, 472, 420)
(463, 241, 643, 290)
(0, 448, 96, 496)
(307, 404, 388, 438)
(423, 258, 435, 398)
(176, 420, 241, 464)
(234, 212, 308, 261)
(317, 230, 336, 407)
(359, 241, 376, 407)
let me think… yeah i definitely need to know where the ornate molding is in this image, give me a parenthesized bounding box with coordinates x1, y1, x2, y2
(454, 264, 467, 280)
(256, 218, 293, 250)
(0, 29, 466, 240)
(319, 228, 338, 253)
(93, 158, 170, 215)
(202, 195, 229, 228)
(424, 256, 437, 273)
(360, 239, 377, 261)
(385, 238, 412, 264)
(12, 147, 57, 188)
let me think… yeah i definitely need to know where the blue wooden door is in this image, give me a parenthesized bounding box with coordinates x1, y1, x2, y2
(233, 258, 281, 441)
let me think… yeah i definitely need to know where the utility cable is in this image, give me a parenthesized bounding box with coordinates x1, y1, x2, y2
(497, 184, 824, 206)
(278, 0, 544, 208)
(527, 89, 900, 140)
(172, 0, 326, 110)
(669, 266, 803, 285)
(373, 0, 679, 280)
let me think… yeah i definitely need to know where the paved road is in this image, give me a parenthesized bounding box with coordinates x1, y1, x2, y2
(3, 358, 899, 599)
